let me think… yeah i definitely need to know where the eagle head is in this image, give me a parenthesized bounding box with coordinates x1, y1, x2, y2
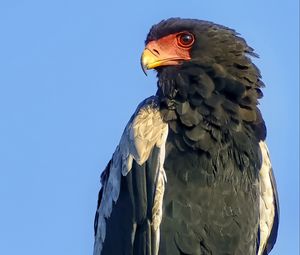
(141, 18, 259, 79)
(141, 18, 266, 140)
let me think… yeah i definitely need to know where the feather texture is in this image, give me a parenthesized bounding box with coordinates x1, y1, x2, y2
(94, 18, 279, 255)
(258, 141, 279, 255)
(93, 96, 168, 255)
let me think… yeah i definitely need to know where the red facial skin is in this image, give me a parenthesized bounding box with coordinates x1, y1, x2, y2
(141, 32, 195, 71)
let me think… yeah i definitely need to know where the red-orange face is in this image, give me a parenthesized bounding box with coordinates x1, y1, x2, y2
(141, 31, 195, 74)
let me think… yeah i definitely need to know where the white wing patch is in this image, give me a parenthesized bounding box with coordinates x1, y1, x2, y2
(93, 96, 168, 255)
(120, 96, 169, 176)
(258, 141, 276, 255)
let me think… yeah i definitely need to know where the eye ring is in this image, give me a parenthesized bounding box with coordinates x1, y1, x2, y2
(177, 32, 195, 48)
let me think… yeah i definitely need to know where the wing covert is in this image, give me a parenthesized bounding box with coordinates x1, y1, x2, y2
(258, 141, 279, 255)
(93, 96, 168, 255)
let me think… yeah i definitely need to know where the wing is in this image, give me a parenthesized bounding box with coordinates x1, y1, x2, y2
(93, 96, 168, 255)
(258, 141, 279, 255)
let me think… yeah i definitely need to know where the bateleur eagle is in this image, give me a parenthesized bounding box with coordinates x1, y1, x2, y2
(93, 18, 279, 255)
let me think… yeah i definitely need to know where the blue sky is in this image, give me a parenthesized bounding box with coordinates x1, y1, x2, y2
(0, 0, 298, 254)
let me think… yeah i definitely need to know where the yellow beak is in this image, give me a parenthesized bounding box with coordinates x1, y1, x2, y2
(140, 48, 162, 75)
(141, 48, 185, 75)
(140, 34, 192, 75)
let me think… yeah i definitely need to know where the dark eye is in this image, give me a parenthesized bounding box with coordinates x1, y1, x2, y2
(177, 32, 195, 48)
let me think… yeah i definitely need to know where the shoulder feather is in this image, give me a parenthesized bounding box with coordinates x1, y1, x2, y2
(258, 141, 279, 255)
(93, 96, 168, 255)
(120, 96, 168, 175)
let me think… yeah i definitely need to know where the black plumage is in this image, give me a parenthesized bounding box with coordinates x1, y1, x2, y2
(94, 18, 279, 255)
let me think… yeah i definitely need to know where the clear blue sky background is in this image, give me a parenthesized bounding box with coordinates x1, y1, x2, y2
(0, 1, 298, 254)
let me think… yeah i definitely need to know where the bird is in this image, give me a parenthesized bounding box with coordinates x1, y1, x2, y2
(93, 18, 279, 255)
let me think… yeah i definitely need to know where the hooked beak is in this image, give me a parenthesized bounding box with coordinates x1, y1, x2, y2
(140, 33, 193, 76)
(140, 48, 184, 76)
(140, 49, 152, 76)
(140, 41, 190, 75)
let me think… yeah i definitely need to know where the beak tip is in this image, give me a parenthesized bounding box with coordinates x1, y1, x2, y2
(142, 66, 148, 76)
(140, 57, 148, 76)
